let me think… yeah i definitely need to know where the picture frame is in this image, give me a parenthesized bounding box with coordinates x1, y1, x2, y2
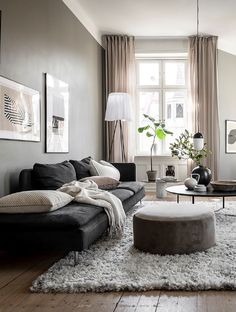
(0, 11, 2, 63)
(225, 120, 236, 153)
(45, 73, 69, 153)
(0, 75, 40, 142)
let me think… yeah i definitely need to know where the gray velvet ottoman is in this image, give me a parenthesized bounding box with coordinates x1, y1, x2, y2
(133, 203, 216, 255)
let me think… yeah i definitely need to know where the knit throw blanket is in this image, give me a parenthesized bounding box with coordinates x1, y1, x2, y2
(58, 180, 126, 237)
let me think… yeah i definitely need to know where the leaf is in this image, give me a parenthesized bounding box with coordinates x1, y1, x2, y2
(146, 132, 153, 137)
(138, 125, 150, 133)
(138, 127, 145, 133)
(143, 114, 155, 122)
(156, 128, 166, 140)
(163, 129, 173, 135)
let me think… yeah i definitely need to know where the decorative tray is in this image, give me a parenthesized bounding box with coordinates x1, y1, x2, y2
(210, 181, 236, 192)
(161, 177, 178, 182)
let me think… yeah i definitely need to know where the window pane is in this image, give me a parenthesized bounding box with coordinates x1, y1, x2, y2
(165, 62, 185, 86)
(165, 91, 186, 125)
(163, 90, 187, 154)
(139, 62, 159, 86)
(138, 91, 160, 153)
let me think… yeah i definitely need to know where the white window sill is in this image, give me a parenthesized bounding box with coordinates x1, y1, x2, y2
(134, 155, 187, 164)
(134, 154, 173, 158)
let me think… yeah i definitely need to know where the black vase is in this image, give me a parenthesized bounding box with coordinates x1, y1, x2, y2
(192, 165, 212, 186)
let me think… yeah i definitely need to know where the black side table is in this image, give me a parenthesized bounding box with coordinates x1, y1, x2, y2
(166, 185, 236, 208)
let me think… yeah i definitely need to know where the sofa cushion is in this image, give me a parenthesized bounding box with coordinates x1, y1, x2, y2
(117, 181, 145, 194)
(109, 189, 134, 202)
(0, 191, 73, 213)
(33, 161, 76, 190)
(0, 202, 105, 230)
(70, 157, 92, 180)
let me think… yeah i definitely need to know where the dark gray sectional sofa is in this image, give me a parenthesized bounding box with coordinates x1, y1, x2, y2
(0, 162, 145, 255)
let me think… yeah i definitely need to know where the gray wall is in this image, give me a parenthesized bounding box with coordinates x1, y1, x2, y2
(0, 0, 103, 196)
(218, 50, 236, 179)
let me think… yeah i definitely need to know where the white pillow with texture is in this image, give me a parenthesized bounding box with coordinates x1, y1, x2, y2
(90, 159, 120, 181)
(0, 190, 73, 213)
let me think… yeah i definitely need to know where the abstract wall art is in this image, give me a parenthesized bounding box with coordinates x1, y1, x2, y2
(45, 74, 69, 153)
(226, 120, 236, 153)
(0, 76, 40, 142)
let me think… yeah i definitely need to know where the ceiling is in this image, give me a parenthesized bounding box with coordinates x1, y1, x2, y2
(65, 0, 236, 55)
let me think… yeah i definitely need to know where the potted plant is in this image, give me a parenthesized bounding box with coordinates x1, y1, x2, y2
(138, 114, 173, 182)
(169, 129, 212, 186)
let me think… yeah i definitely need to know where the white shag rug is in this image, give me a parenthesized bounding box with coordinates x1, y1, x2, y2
(31, 201, 236, 293)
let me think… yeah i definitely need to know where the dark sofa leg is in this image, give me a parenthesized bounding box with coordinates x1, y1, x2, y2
(74, 251, 79, 266)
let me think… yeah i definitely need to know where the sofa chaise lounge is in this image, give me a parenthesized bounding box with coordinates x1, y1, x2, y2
(0, 162, 145, 259)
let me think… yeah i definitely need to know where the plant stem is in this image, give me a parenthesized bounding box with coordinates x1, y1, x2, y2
(150, 136, 156, 171)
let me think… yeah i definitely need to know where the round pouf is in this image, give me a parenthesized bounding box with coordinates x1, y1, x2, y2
(133, 203, 216, 255)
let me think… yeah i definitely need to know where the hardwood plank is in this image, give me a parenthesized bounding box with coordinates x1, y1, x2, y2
(5, 294, 67, 312)
(76, 292, 122, 312)
(0, 253, 62, 312)
(197, 291, 236, 312)
(0, 253, 50, 289)
(156, 291, 198, 312)
(114, 292, 141, 312)
(135, 291, 160, 312)
(19, 294, 78, 312)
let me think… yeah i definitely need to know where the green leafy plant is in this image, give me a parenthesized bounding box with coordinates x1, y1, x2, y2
(169, 129, 210, 165)
(138, 114, 173, 171)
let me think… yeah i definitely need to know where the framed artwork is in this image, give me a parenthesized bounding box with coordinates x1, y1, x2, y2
(0, 76, 40, 142)
(0, 11, 2, 62)
(225, 120, 236, 153)
(46, 73, 69, 153)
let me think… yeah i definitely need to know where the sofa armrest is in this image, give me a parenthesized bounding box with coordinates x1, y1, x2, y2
(19, 169, 34, 191)
(111, 163, 136, 182)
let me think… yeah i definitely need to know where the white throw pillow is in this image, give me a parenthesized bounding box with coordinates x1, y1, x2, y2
(0, 190, 73, 213)
(90, 159, 120, 181)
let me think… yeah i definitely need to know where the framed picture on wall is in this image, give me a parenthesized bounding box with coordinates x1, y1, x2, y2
(225, 120, 236, 153)
(45, 73, 69, 153)
(0, 76, 40, 142)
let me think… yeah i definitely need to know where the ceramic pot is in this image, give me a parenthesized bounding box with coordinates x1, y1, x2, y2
(147, 170, 157, 182)
(166, 165, 175, 177)
(184, 173, 200, 190)
(192, 165, 212, 186)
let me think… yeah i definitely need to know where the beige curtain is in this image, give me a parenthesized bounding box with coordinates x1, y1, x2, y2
(103, 35, 135, 162)
(188, 36, 220, 179)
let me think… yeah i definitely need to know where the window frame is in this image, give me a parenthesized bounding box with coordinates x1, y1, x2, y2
(135, 56, 188, 156)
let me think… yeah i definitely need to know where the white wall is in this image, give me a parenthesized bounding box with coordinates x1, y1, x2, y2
(218, 50, 236, 179)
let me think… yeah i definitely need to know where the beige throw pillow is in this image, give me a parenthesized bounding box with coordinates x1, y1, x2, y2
(0, 190, 73, 213)
(90, 159, 120, 181)
(80, 176, 120, 190)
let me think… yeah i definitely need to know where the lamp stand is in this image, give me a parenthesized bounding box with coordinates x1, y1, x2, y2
(119, 120, 126, 162)
(108, 120, 126, 162)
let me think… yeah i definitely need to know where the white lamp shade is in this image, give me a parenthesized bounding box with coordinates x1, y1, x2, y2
(105, 92, 132, 121)
(193, 132, 204, 150)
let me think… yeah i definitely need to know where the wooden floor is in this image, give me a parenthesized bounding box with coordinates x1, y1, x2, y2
(1, 194, 236, 312)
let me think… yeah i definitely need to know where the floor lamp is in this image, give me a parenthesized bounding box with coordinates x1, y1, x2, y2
(105, 92, 132, 162)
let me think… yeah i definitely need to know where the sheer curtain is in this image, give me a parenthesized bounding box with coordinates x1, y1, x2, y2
(188, 36, 220, 179)
(103, 35, 135, 162)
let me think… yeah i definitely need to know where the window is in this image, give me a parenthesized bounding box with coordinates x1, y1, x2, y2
(136, 57, 188, 155)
